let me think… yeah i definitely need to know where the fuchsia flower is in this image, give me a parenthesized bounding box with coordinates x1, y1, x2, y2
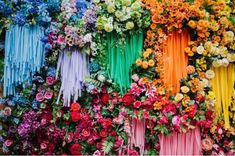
(70, 144, 81, 155)
(44, 91, 53, 100)
(143, 111, 150, 119)
(36, 92, 44, 102)
(4, 139, 13, 147)
(130, 83, 143, 96)
(57, 35, 65, 45)
(172, 115, 181, 128)
(46, 76, 56, 85)
(133, 101, 142, 108)
(159, 116, 168, 124)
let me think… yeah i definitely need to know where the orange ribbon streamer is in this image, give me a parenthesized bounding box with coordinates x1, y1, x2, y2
(163, 30, 190, 94)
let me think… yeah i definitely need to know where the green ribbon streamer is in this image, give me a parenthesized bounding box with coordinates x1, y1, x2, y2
(106, 32, 143, 93)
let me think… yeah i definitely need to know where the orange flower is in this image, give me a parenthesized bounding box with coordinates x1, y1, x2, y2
(188, 20, 197, 29)
(153, 101, 162, 110)
(151, 23, 157, 30)
(148, 59, 155, 67)
(157, 28, 163, 34)
(136, 59, 142, 66)
(142, 61, 149, 69)
(143, 51, 150, 58)
(184, 47, 191, 53)
(186, 65, 195, 74)
(146, 48, 152, 54)
(214, 36, 221, 42)
(192, 46, 197, 52)
(187, 51, 194, 56)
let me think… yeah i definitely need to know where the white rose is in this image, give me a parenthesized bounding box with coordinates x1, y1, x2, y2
(175, 93, 184, 102)
(201, 78, 209, 87)
(197, 45, 204, 54)
(180, 86, 190, 94)
(212, 60, 222, 67)
(206, 70, 215, 79)
(98, 74, 106, 82)
(221, 58, 229, 67)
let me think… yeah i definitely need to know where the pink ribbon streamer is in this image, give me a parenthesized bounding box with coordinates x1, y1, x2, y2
(128, 118, 146, 155)
(56, 48, 89, 106)
(159, 127, 202, 155)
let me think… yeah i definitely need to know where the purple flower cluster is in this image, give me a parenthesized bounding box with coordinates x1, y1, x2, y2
(83, 3, 98, 31)
(17, 111, 41, 138)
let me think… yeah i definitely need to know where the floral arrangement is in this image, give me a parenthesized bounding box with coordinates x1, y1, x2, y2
(95, 0, 150, 36)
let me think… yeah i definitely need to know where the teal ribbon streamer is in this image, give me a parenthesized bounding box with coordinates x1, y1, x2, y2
(107, 32, 143, 93)
(4, 25, 45, 96)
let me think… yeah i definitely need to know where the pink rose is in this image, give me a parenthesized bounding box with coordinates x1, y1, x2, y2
(40, 142, 47, 150)
(93, 150, 101, 156)
(46, 76, 56, 85)
(202, 137, 213, 151)
(4, 139, 13, 147)
(218, 128, 223, 134)
(57, 35, 65, 45)
(172, 115, 180, 127)
(36, 92, 45, 102)
(143, 111, 150, 119)
(44, 91, 53, 100)
(131, 74, 139, 82)
(3, 107, 12, 116)
(133, 101, 142, 108)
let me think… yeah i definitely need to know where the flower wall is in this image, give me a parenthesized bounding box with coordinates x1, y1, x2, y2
(0, 0, 235, 155)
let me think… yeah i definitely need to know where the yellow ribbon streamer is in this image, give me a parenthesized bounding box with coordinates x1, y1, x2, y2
(211, 64, 235, 129)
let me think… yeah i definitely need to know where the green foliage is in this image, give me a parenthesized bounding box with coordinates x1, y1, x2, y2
(102, 140, 114, 154)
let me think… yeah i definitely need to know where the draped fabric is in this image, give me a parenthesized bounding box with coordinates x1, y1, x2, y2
(162, 30, 190, 94)
(211, 64, 235, 130)
(128, 118, 146, 155)
(4, 25, 45, 96)
(56, 48, 89, 107)
(159, 127, 202, 155)
(107, 32, 143, 93)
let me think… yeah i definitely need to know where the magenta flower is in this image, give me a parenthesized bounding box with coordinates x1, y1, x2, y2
(44, 91, 53, 100)
(36, 92, 45, 102)
(46, 76, 56, 85)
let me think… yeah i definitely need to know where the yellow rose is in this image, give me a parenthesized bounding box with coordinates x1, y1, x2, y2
(148, 60, 155, 67)
(122, 0, 131, 6)
(212, 60, 222, 67)
(180, 86, 190, 93)
(142, 61, 148, 69)
(104, 23, 113, 32)
(205, 70, 215, 79)
(227, 53, 235, 62)
(143, 51, 150, 58)
(126, 21, 134, 30)
(136, 59, 142, 66)
(175, 93, 184, 102)
(107, 5, 115, 13)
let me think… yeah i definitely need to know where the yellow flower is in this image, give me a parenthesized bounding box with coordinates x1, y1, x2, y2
(227, 53, 235, 62)
(175, 93, 184, 102)
(188, 20, 196, 29)
(207, 91, 215, 100)
(212, 60, 222, 67)
(107, 5, 115, 13)
(126, 21, 134, 30)
(180, 86, 190, 93)
(122, 0, 131, 6)
(148, 60, 155, 67)
(153, 101, 162, 110)
(205, 70, 215, 79)
(143, 51, 150, 58)
(104, 23, 113, 32)
(146, 48, 152, 54)
(136, 59, 142, 66)
(142, 61, 149, 69)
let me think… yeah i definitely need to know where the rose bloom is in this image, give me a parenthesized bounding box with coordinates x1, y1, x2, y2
(101, 94, 110, 104)
(4, 139, 13, 147)
(46, 76, 56, 85)
(70, 111, 81, 122)
(82, 129, 91, 137)
(195, 93, 205, 103)
(174, 93, 184, 102)
(143, 111, 150, 119)
(186, 65, 195, 74)
(40, 142, 47, 150)
(70, 144, 81, 155)
(3, 107, 12, 116)
(133, 101, 142, 108)
(122, 94, 135, 106)
(36, 92, 44, 102)
(180, 86, 190, 93)
(202, 137, 213, 151)
(188, 105, 198, 118)
(44, 91, 53, 100)
(71, 102, 81, 111)
(99, 130, 108, 138)
(132, 74, 139, 82)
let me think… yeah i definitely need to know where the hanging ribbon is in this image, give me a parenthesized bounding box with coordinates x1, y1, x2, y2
(162, 30, 190, 94)
(159, 127, 202, 155)
(107, 32, 143, 93)
(128, 118, 146, 155)
(56, 48, 89, 107)
(4, 25, 45, 96)
(211, 64, 235, 129)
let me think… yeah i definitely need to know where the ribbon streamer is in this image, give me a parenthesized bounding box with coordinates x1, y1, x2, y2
(107, 32, 143, 93)
(56, 48, 89, 106)
(4, 25, 45, 96)
(211, 64, 235, 129)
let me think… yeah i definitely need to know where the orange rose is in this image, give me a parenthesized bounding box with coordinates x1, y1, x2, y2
(142, 61, 149, 69)
(188, 20, 196, 29)
(186, 65, 195, 74)
(148, 60, 155, 67)
(136, 59, 142, 66)
(71, 102, 81, 111)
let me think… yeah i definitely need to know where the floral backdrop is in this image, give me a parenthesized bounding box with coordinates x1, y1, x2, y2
(0, 0, 235, 155)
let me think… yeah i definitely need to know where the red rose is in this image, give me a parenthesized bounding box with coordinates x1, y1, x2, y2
(96, 142, 103, 150)
(70, 144, 81, 155)
(122, 94, 135, 106)
(82, 129, 90, 137)
(99, 130, 108, 138)
(101, 118, 112, 129)
(143, 111, 150, 119)
(206, 110, 214, 119)
(133, 101, 142, 108)
(188, 105, 198, 118)
(101, 94, 110, 104)
(71, 102, 81, 111)
(71, 111, 81, 122)
(195, 94, 205, 103)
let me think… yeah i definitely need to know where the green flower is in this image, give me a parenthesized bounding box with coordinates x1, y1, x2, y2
(125, 21, 134, 30)
(96, 16, 108, 30)
(122, 0, 131, 6)
(115, 10, 124, 19)
(131, 1, 141, 11)
(104, 23, 113, 32)
(107, 5, 115, 13)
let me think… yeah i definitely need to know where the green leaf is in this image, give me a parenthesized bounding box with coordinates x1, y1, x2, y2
(102, 140, 114, 154)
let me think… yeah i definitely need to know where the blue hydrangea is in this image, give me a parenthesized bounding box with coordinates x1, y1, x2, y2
(0, 0, 12, 16)
(32, 99, 40, 110)
(12, 95, 29, 107)
(76, 0, 88, 17)
(47, 67, 56, 77)
(14, 11, 27, 26)
(47, 0, 60, 14)
(89, 61, 100, 73)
